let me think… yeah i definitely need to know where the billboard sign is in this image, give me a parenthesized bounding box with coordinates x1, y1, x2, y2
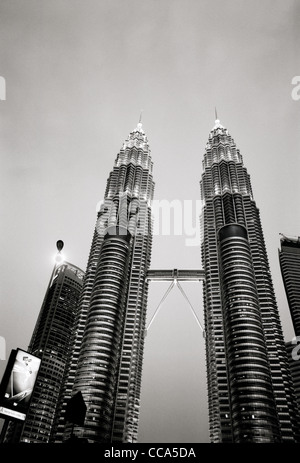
(0, 348, 41, 421)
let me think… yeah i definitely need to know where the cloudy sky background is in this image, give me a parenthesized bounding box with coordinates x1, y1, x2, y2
(0, 0, 300, 443)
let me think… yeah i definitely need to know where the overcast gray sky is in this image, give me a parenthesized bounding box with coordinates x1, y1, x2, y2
(0, 0, 300, 443)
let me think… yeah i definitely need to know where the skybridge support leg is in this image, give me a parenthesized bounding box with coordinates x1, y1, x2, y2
(145, 269, 205, 337)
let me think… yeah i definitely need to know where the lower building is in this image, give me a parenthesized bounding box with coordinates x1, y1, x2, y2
(3, 261, 84, 443)
(279, 235, 300, 338)
(285, 341, 300, 415)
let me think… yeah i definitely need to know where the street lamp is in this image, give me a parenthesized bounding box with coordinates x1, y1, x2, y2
(47, 240, 65, 290)
(55, 240, 64, 263)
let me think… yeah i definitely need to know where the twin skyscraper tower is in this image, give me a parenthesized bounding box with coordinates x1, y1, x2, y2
(6, 117, 300, 443)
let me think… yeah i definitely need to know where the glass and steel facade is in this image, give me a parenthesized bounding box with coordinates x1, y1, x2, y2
(200, 119, 299, 442)
(285, 341, 300, 415)
(218, 224, 281, 442)
(57, 122, 154, 443)
(279, 235, 300, 337)
(279, 236, 300, 423)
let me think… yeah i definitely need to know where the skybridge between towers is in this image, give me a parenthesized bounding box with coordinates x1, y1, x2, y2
(145, 269, 206, 337)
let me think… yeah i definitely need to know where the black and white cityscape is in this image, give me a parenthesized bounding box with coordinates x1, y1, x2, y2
(0, 0, 300, 446)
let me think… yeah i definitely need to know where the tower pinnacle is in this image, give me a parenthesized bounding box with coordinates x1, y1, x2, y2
(213, 107, 223, 129)
(137, 109, 144, 132)
(139, 109, 143, 124)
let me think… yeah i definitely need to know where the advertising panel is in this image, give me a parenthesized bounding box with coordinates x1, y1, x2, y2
(0, 348, 41, 421)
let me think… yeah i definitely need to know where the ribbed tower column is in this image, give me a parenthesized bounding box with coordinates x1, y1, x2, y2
(72, 226, 133, 442)
(218, 224, 280, 442)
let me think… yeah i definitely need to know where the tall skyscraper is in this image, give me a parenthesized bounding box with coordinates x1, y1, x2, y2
(4, 256, 84, 443)
(285, 341, 300, 415)
(279, 235, 300, 337)
(57, 121, 154, 444)
(200, 118, 299, 442)
(279, 235, 300, 420)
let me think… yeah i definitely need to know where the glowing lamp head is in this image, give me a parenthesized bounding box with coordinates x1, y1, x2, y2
(53, 240, 65, 265)
(55, 253, 64, 265)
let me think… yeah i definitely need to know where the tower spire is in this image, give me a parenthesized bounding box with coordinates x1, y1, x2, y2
(135, 109, 144, 132)
(139, 109, 143, 124)
(213, 107, 223, 130)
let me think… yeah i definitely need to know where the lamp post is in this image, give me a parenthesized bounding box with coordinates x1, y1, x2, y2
(48, 240, 65, 286)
